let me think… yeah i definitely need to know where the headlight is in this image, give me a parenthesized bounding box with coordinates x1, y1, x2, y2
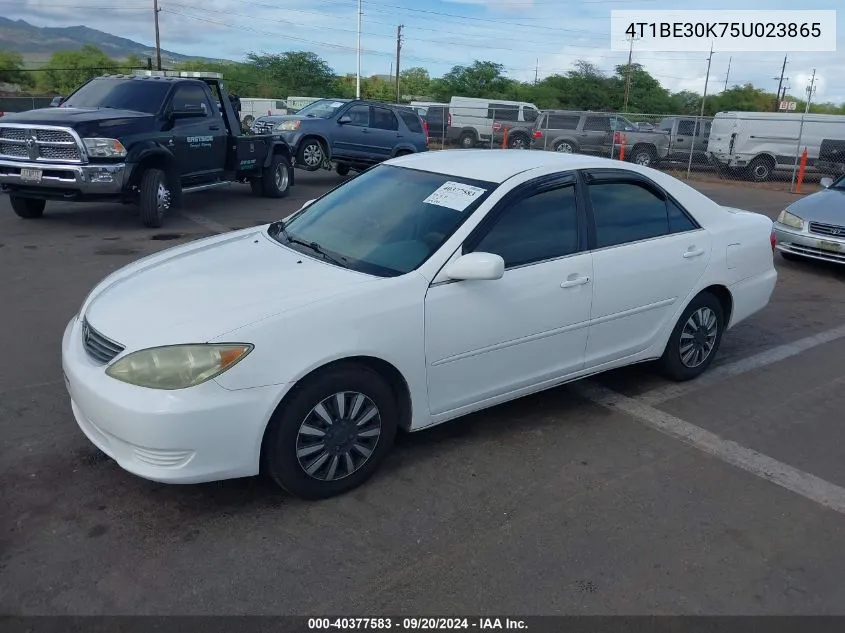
(83, 137, 127, 158)
(776, 210, 804, 230)
(277, 120, 301, 131)
(105, 343, 253, 390)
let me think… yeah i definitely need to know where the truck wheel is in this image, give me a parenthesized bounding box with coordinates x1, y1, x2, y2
(336, 162, 350, 176)
(138, 168, 171, 229)
(554, 141, 576, 153)
(261, 154, 291, 198)
(508, 134, 529, 150)
(10, 196, 46, 219)
(297, 139, 325, 171)
(631, 146, 657, 167)
(459, 132, 476, 149)
(746, 156, 774, 182)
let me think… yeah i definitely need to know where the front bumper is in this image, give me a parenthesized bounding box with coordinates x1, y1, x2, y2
(61, 315, 286, 484)
(0, 158, 127, 196)
(773, 222, 845, 265)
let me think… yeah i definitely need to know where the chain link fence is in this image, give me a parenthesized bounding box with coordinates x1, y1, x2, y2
(417, 103, 845, 192)
(0, 96, 56, 115)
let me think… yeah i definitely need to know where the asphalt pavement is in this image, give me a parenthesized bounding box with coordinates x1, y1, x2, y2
(2, 166, 845, 615)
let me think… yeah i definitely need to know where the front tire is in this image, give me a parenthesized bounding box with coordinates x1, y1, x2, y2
(262, 363, 398, 500)
(138, 168, 171, 229)
(297, 138, 325, 171)
(658, 292, 725, 382)
(10, 196, 46, 219)
(746, 156, 774, 182)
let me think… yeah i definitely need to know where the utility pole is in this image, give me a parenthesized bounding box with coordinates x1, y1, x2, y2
(790, 68, 817, 191)
(152, 0, 162, 70)
(723, 56, 731, 91)
(686, 43, 714, 179)
(773, 54, 788, 111)
(534, 58, 539, 85)
(622, 36, 637, 112)
(356, 0, 362, 99)
(395, 24, 403, 103)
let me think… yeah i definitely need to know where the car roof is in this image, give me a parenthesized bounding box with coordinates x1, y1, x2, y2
(387, 150, 641, 184)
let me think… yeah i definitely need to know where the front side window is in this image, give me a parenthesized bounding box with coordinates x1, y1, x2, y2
(677, 120, 696, 135)
(489, 104, 520, 121)
(589, 181, 671, 248)
(169, 84, 211, 117)
(471, 184, 579, 268)
(274, 165, 496, 277)
(343, 104, 370, 127)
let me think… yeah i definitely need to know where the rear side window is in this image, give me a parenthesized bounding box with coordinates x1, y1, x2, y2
(546, 114, 580, 130)
(668, 200, 697, 233)
(398, 110, 423, 133)
(371, 107, 399, 131)
(677, 120, 696, 135)
(589, 182, 669, 248)
(523, 107, 539, 122)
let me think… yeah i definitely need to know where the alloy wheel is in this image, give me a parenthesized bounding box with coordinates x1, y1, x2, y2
(679, 307, 718, 368)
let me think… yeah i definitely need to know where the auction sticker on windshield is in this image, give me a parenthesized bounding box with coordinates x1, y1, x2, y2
(423, 182, 487, 211)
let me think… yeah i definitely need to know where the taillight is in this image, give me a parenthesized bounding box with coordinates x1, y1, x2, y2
(423, 119, 429, 146)
(447, 112, 451, 127)
(614, 131, 622, 144)
(533, 130, 543, 139)
(770, 230, 777, 251)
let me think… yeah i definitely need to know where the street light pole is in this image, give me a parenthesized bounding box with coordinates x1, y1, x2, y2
(686, 43, 714, 179)
(790, 69, 817, 192)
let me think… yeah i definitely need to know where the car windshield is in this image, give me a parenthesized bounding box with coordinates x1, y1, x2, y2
(271, 165, 497, 277)
(60, 78, 171, 114)
(295, 99, 349, 118)
(830, 175, 845, 190)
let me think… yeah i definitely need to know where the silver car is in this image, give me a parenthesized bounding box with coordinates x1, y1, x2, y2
(773, 175, 845, 264)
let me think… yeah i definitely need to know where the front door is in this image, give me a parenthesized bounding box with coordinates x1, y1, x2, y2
(581, 170, 711, 367)
(331, 103, 370, 160)
(425, 177, 594, 417)
(167, 83, 224, 184)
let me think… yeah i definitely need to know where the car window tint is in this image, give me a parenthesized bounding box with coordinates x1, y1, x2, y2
(397, 109, 423, 133)
(170, 84, 210, 117)
(589, 182, 669, 248)
(668, 199, 697, 233)
(489, 104, 520, 121)
(677, 120, 696, 135)
(472, 185, 579, 268)
(546, 114, 580, 130)
(372, 107, 399, 131)
(523, 107, 539, 122)
(345, 104, 370, 126)
(584, 116, 610, 131)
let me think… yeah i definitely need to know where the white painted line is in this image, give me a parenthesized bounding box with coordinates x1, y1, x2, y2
(179, 212, 232, 235)
(639, 323, 845, 405)
(575, 381, 845, 515)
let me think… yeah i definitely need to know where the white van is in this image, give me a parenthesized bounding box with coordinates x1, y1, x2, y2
(707, 111, 845, 181)
(449, 96, 540, 149)
(239, 98, 289, 126)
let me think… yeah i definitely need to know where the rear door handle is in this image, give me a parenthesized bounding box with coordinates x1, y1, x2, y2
(683, 248, 706, 259)
(561, 275, 590, 288)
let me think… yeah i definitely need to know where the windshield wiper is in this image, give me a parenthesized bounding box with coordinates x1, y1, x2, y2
(274, 222, 347, 267)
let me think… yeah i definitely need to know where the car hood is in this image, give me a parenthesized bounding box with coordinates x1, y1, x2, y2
(82, 228, 379, 350)
(0, 107, 156, 138)
(786, 188, 845, 225)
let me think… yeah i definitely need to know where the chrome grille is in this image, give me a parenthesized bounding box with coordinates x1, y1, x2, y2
(809, 222, 845, 238)
(0, 124, 83, 163)
(251, 121, 275, 134)
(81, 318, 125, 364)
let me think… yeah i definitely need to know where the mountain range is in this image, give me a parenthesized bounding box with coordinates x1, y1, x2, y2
(0, 17, 221, 64)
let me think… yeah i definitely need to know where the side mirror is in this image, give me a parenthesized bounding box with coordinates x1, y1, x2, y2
(820, 177, 833, 189)
(445, 252, 505, 281)
(338, 115, 352, 124)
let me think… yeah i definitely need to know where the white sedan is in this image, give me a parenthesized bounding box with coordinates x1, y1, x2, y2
(62, 150, 777, 499)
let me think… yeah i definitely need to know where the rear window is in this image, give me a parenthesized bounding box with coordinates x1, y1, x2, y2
(546, 114, 580, 130)
(398, 110, 423, 133)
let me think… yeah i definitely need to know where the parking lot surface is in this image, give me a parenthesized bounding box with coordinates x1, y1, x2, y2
(2, 166, 845, 615)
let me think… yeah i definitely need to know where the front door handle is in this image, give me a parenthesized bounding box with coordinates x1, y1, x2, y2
(683, 247, 706, 259)
(561, 275, 590, 288)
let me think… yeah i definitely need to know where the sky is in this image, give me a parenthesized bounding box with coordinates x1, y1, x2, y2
(2, 0, 843, 104)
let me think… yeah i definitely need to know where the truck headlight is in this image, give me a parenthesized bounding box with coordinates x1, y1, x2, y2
(105, 343, 253, 390)
(83, 138, 127, 158)
(776, 210, 804, 230)
(278, 120, 301, 131)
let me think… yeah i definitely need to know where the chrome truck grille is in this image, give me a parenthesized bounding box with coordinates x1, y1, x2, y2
(0, 124, 84, 163)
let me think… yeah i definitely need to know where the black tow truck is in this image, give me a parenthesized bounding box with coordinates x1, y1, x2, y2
(0, 70, 295, 227)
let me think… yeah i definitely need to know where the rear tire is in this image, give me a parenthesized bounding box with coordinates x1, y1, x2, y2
(631, 146, 657, 167)
(260, 154, 291, 198)
(746, 156, 774, 182)
(658, 291, 725, 382)
(10, 196, 46, 219)
(138, 168, 170, 229)
(508, 134, 529, 149)
(554, 140, 576, 153)
(459, 132, 476, 149)
(262, 363, 398, 500)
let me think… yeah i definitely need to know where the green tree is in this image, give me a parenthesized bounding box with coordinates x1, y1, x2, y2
(122, 53, 146, 71)
(399, 67, 430, 99)
(440, 60, 512, 98)
(614, 63, 673, 113)
(246, 51, 335, 96)
(710, 83, 774, 114)
(39, 45, 117, 95)
(363, 76, 395, 101)
(0, 50, 33, 88)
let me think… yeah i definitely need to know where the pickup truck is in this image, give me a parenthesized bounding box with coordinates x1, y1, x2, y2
(0, 70, 295, 228)
(657, 116, 712, 164)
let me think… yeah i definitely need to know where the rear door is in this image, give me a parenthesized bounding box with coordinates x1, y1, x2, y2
(580, 115, 611, 154)
(369, 106, 401, 159)
(672, 118, 696, 160)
